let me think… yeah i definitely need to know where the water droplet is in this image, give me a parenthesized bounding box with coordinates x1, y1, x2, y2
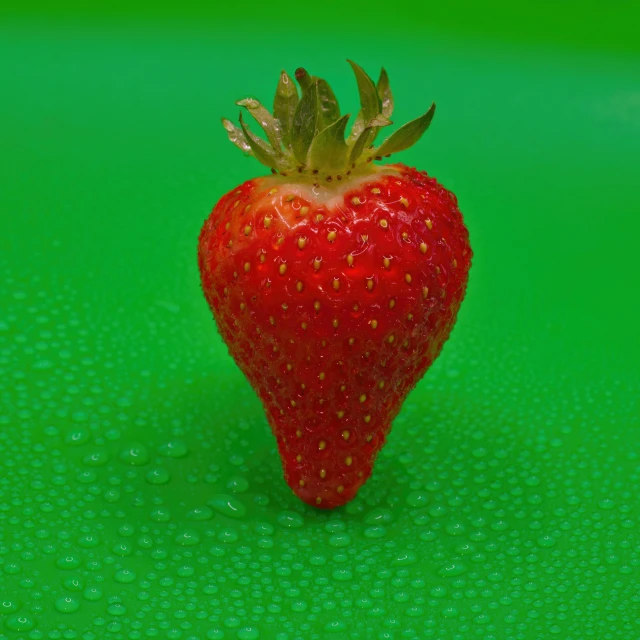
(158, 439, 188, 457)
(364, 508, 394, 525)
(175, 529, 201, 546)
(145, 467, 170, 484)
(437, 562, 468, 577)
(55, 596, 80, 613)
(405, 491, 429, 508)
(276, 511, 304, 528)
(209, 494, 247, 518)
(114, 569, 136, 583)
(119, 443, 149, 466)
(187, 506, 214, 520)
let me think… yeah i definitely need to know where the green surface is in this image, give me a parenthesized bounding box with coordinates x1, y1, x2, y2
(1, 10, 639, 640)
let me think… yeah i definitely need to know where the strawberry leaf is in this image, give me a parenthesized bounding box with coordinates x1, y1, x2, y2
(239, 112, 281, 169)
(236, 98, 282, 153)
(295, 67, 314, 93)
(349, 125, 374, 164)
(347, 60, 381, 126)
(349, 115, 392, 163)
(347, 109, 365, 144)
(377, 68, 393, 119)
(375, 103, 436, 158)
(291, 81, 321, 165)
(308, 114, 350, 171)
(273, 70, 299, 149)
(222, 118, 253, 154)
(316, 79, 341, 128)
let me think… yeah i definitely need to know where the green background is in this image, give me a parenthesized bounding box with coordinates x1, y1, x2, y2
(1, 1, 639, 638)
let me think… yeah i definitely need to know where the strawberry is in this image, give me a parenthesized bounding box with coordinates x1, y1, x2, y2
(198, 61, 472, 508)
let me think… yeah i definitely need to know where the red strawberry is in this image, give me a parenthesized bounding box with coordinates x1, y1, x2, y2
(198, 61, 472, 508)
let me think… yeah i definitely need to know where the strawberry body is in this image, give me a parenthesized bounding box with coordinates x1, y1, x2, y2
(198, 163, 471, 508)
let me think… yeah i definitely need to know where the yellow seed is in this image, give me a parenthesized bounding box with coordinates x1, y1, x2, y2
(348, 337, 355, 345)
(279, 263, 287, 275)
(407, 313, 413, 320)
(420, 242, 428, 254)
(405, 273, 412, 284)
(337, 485, 344, 494)
(314, 300, 321, 312)
(388, 334, 395, 344)
(269, 316, 275, 325)
(366, 434, 373, 442)
(313, 258, 322, 271)
(337, 410, 345, 419)
(233, 200, 240, 208)
(340, 385, 346, 392)
(347, 254, 354, 266)
(332, 318, 339, 328)
(383, 257, 390, 269)
(353, 303, 359, 311)
(285, 194, 295, 202)
(296, 429, 302, 438)
(319, 372, 326, 380)
(316, 497, 322, 505)
(290, 400, 296, 407)
(453, 258, 458, 268)
(327, 230, 337, 243)
(364, 415, 371, 423)
(301, 322, 307, 330)
(367, 280, 374, 291)
(223, 287, 228, 296)
(361, 234, 369, 243)
(351, 196, 362, 205)
(296, 454, 302, 462)
(298, 236, 307, 249)
(319, 469, 326, 478)
(296, 281, 304, 292)
(244, 225, 252, 236)
(342, 430, 350, 440)
(225, 222, 231, 231)
(359, 394, 367, 403)
(268, 188, 278, 196)
(316, 214, 324, 222)
(319, 399, 324, 405)
(299, 479, 305, 487)
(244, 204, 251, 213)
(403, 339, 409, 348)
(300, 206, 309, 216)
(371, 188, 381, 195)
(244, 262, 251, 272)
(371, 319, 378, 329)
(264, 216, 272, 228)
(378, 380, 385, 389)
(345, 456, 353, 466)
(319, 440, 326, 450)
(240, 303, 245, 311)
(400, 197, 409, 208)
(233, 271, 238, 278)
(333, 278, 340, 291)
(422, 286, 429, 299)
(425, 219, 433, 230)
(260, 253, 266, 263)
(379, 219, 388, 229)
(277, 236, 284, 245)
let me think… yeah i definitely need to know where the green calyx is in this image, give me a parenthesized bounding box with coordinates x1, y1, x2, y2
(222, 61, 436, 179)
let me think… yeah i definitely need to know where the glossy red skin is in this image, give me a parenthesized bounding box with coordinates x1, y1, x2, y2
(198, 164, 472, 508)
